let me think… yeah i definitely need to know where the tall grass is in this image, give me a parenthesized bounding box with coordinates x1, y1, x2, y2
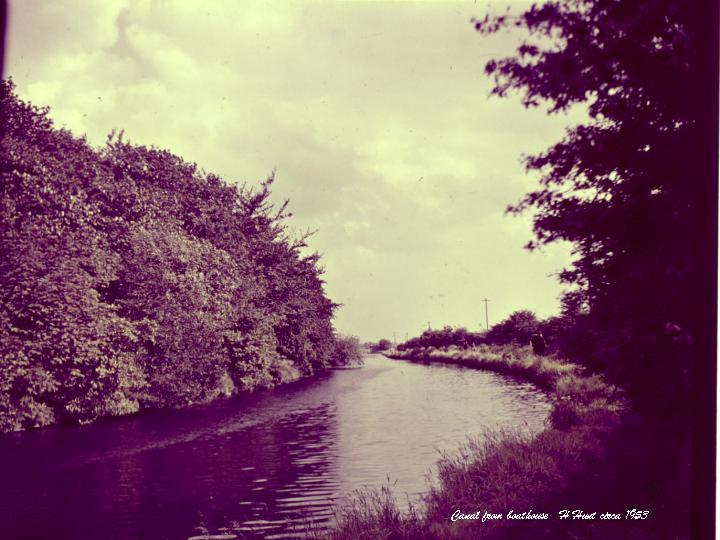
(315, 481, 426, 540)
(322, 344, 624, 539)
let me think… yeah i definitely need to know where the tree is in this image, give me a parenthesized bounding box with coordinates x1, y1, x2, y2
(474, 0, 714, 393)
(485, 310, 540, 346)
(332, 335, 364, 366)
(0, 79, 344, 431)
(0, 81, 146, 428)
(398, 327, 485, 350)
(371, 339, 393, 352)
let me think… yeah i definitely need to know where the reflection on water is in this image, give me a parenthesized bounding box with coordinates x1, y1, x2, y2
(0, 355, 550, 539)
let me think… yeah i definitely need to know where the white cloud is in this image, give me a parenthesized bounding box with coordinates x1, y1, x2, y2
(7, 0, 583, 340)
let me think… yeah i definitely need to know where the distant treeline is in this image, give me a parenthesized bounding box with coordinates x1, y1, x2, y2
(0, 80, 357, 432)
(398, 302, 690, 404)
(377, 312, 566, 353)
(397, 327, 486, 350)
(396, 310, 610, 367)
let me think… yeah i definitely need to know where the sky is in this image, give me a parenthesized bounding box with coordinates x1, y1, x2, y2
(6, 0, 585, 342)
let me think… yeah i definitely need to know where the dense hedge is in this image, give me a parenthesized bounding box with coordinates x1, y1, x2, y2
(397, 327, 486, 351)
(0, 80, 345, 432)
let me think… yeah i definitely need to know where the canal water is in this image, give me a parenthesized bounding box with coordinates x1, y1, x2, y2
(0, 354, 550, 539)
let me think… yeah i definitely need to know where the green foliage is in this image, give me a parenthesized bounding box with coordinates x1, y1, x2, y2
(474, 0, 705, 397)
(485, 310, 539, 346)
(398, 326, 485, 350)
(119, 224, 238, 404)
(0, 79, 340, 431)
(332, 335, 364, 367)
(369, 338, 393, 352)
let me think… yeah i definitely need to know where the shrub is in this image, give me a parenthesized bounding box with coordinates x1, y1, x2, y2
(370, 339, 393, 352)
(485, 310, 540, 346)
(332, 335, 364, 367)
(398, 327, 485, 350)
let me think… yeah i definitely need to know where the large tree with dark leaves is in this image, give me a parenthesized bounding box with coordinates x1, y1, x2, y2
(0, 79, 345, 431)
(475, 0, 716, 396)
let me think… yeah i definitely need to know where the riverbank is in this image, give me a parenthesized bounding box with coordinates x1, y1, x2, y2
(322, 345, 689, 539)
(388, 344, 624, 434)
(1, 354, 547, 539)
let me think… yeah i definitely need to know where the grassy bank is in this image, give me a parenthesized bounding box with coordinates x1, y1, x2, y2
(388, 344, 623, 430)
(321, 344, 637, 539)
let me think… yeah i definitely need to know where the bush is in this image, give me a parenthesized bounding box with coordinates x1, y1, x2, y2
(485, 310, 540, 346)
(370, 339, 393, 352)
(332, 335, 364, 367)
(0, 80, 342, 431)
(398, 326, 485, 350)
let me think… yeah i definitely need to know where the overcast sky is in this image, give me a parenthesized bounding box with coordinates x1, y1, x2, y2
(7, 0, 584, 341)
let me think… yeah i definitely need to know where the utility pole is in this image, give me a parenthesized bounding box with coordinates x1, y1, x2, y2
(393, 331, 396, 344)
(427, 321, 431, 330)
(482, 298, 490, 330)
